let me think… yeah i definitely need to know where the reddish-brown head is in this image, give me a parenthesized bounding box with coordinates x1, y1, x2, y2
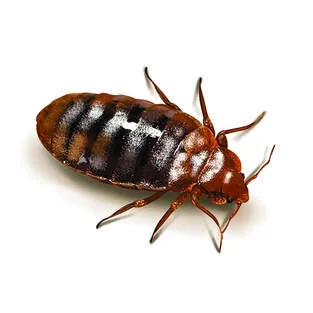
(198, 147, 249, 205)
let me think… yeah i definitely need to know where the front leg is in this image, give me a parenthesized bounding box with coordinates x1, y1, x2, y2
(222, 202, 242, 233)
(191, 186, 224, 252)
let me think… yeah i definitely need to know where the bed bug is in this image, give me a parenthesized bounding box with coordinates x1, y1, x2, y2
(36, 67, 275, 251)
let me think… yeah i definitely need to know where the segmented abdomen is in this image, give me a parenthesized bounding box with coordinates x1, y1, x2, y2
(36, 93, 201, 190)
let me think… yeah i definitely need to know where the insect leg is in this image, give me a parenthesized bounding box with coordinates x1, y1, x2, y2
(216, 111, 265, 146)
(222, 146, 275, 233)
(245, 145, 276, 185)
(198, 78, 215, 134)
(149, 192, 188, 243)
(191, 196, 224, 252)
(222, 203, 242, 233)
(96, 191, 166, 229)
(144, 67, 181, 110)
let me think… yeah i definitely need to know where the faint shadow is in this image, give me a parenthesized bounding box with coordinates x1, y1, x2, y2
(233, 112, 267, 142)
(198, 197, 266, 251)
(203, 221, 220, 253)
(223, 199, 266, 236)
(233, 127, 254, 141)
(192, 78, 201, 116)
(150, 230, 161, 243)
(25, 134, 267, 244)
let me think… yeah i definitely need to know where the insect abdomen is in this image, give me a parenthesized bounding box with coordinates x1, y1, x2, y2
(36, 93, 201, 190)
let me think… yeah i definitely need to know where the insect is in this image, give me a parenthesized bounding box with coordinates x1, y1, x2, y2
(36, 68, 275, 251)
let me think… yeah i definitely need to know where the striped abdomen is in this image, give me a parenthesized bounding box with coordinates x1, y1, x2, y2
(36, 93, 202, 190)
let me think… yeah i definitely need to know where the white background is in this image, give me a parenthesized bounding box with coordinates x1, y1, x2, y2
(1, 1, 312, 312)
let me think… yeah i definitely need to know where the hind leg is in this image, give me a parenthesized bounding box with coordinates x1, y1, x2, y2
(191, 186, 224, 252)
(96, 191, 166, 229)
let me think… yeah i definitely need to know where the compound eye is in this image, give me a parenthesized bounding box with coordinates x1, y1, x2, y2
(226, 196, 233, 203)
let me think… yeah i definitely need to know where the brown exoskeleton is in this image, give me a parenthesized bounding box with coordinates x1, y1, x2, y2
(36, 68, 275, 251)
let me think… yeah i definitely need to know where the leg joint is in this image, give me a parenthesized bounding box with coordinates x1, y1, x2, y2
(135, 200, 146, 207)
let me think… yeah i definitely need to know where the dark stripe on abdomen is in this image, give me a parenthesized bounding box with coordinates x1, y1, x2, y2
(105, 105, 147, 181)
(88, 107, 129, 176)
(84, 103, 117, 165)
(127, 106, 145, 123)
(89, 104, 147, 180)
(133, 136, 159, 183)
(65, 94, 96, 151)
(105, 127, 132, 179)
(139, 123, 189, 187)
(109, 108, 170, 184)
(67, 101, 117, 170)
(52, 94, 95, 159)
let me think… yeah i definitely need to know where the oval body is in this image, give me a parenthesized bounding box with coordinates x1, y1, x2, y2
(36, 77, 275, 252)
(36, 93, 206, 191)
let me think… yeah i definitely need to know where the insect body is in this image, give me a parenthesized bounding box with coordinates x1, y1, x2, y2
(36, 68, 275, 251)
